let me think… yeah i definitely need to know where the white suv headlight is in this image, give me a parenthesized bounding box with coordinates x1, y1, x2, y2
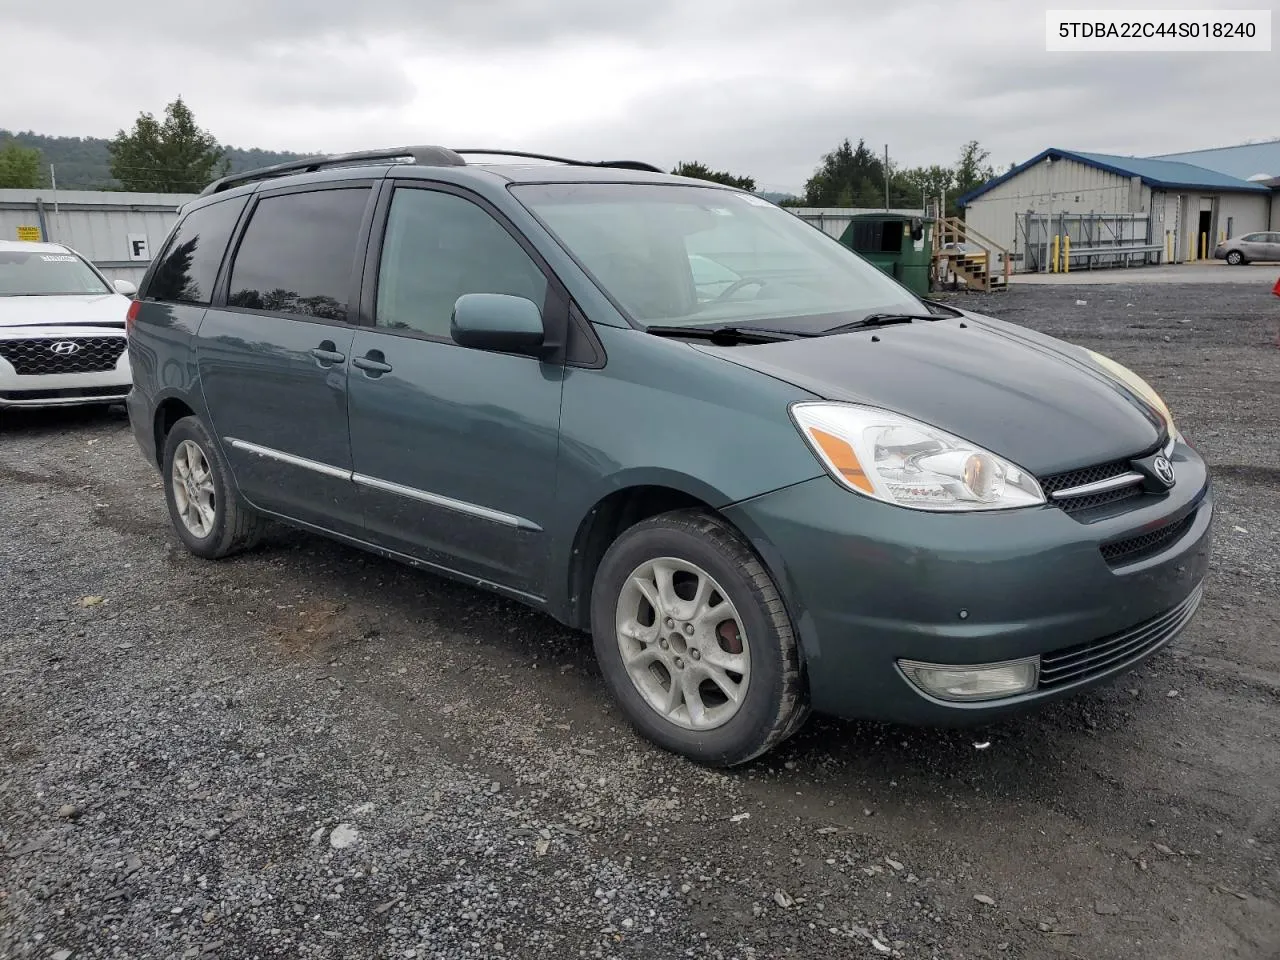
(790, 402, 1045, 512)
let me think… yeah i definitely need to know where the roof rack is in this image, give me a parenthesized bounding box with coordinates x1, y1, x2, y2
(452, 149, 665, 173)
(200, 145, 665, 195)
(199, 146, 466, 196)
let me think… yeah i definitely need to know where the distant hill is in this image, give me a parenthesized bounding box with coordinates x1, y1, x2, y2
(0, 129, 312, 190)
(756, 191, 802, 205)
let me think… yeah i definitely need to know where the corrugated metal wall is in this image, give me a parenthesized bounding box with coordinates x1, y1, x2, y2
(963, 157, 1141, 256)
(1216, 193, 1271, 243)
(0, 189, 195, 283)
(789, 207, 925, 239)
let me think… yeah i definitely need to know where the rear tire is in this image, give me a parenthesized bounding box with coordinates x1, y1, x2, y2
(1225, 251, 1245, 266)
(162, 416, 263, 559)
(590, 509, 808, 767)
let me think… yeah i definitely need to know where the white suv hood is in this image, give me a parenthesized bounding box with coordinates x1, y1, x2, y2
(0, 293, 131, 329)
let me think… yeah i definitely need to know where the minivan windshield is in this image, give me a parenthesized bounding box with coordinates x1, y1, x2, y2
(512, 183, 925, 332)
(0, 250, 111, 297)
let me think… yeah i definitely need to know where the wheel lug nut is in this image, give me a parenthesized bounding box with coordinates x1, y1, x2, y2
(691, 649, 701, 660)
(659, 639, 668, 649)
(674, 657, 684, 669)
(664, 618, 675, 628)
(683, 623, 694, 635)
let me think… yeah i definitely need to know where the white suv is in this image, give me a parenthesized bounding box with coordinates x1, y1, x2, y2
(0, 240, 136, 410)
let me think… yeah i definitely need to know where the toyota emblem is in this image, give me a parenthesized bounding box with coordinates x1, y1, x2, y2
(1152, 455, 1176, 487)
(49, 341, 81, 356)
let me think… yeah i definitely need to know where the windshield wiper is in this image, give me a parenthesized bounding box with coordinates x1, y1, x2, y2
(820, 312, 942, 335)
(643, 324, 813, 344)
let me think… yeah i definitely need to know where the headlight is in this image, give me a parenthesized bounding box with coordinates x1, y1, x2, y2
(1085, 350, 1180, 441)
(790, 402, 1045, 511)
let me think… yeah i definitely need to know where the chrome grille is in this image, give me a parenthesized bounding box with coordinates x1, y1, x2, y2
(1038, 585, 1202, 689)
(0, 336, 126, 376)
(1040, 459, 1133, 496)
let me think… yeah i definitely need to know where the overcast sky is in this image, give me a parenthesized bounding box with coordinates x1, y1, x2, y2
(4, 0, 1276, 193)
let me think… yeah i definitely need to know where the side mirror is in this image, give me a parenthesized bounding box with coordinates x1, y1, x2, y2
(113, 278, 138, 296)
(451, 293, 545, 355)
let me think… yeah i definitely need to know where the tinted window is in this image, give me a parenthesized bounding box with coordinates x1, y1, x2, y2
(376, 189, 547, 338)
(147, 196, 246, 304)
(228, 188, 370, 321)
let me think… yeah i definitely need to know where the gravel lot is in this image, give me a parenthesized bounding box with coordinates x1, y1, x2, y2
(2, 281, 1278, 960)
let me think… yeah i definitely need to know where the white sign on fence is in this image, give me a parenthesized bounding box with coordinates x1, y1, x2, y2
(127, 233, 150, 261)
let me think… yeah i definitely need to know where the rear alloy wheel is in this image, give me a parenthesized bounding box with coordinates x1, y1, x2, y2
(1225, 250, 1244, 266)
(162, 416, 263, 559)
(591, 510, 808, 767)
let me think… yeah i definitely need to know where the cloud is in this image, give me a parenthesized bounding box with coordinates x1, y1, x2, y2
(2, 0, 1276, 193)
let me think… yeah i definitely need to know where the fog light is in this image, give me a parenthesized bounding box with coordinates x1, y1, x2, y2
(898, 657, 1040, 702)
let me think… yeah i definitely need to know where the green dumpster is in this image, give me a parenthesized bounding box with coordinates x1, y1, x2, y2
(837, 214, 932, 297)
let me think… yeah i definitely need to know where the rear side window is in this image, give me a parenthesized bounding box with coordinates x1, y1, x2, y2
(147, 196, 247, 304)
(227, 188, 370, 322)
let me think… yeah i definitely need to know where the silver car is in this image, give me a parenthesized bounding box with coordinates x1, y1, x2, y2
(0, 240, 137, 409)
(1214, 231, 1280, 266)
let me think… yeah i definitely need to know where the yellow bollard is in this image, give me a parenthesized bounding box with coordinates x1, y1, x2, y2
(1166, 231, 1173, 262)
(1062, 235, 1070, 273)
(1188, 232, 1196, 262)
(1050, 235, 1059, 273)
(1201, 233, 1207, 260)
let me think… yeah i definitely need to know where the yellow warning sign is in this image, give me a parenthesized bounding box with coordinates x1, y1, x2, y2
(16, 225, 40, 242)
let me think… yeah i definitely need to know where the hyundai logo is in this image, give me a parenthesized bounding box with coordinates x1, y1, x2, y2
(1152, 455, 1176, 488)
(49, 341, 81, 356)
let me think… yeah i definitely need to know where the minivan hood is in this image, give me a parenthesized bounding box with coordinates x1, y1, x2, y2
(690, 313, 1163, 476)
(0, 293, 129, 329)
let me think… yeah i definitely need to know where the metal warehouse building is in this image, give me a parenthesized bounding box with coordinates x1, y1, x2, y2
(0, 188, 195, 284)
(1150, 138, 1280, 185)
(958, 148, 1276, 271)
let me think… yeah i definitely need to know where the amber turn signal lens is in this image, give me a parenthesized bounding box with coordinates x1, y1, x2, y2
(807, 427, 874, 494)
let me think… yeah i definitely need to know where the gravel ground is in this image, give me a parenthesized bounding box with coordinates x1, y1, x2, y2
(2, 282, 1278, 960)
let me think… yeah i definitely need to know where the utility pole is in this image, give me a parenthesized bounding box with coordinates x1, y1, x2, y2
(884, 144, 890, 211)
(50, 164, 59, 213)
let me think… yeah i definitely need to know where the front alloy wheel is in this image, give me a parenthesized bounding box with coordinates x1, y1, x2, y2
(591, 509, 808, 767)
(615, 558, 751, 731)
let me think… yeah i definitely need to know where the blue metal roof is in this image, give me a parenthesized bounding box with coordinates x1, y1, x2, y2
(1147, 139, 1280, 182)
(957, 147, 1271, 207)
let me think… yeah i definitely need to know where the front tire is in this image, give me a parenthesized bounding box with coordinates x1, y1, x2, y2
(162, 416, 263, 559)
(1225, 251, 1245, 266)
(590, 510, 808, 767)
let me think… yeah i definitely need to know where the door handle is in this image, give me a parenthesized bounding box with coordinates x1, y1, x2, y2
(352, 351, 393, 376)
(310, 341, 346, 365)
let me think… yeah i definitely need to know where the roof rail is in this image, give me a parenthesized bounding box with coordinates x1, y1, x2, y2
(453, 149, 665, 173)
(199, 145, 466, 196)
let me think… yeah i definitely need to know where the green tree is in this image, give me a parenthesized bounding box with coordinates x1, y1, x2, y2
(802, 138, 889, 207)
(670, 161, 756, 192)
(0, 141, 44, 188)
(108, 98, 229, 193)
(954, 140, 996, 198)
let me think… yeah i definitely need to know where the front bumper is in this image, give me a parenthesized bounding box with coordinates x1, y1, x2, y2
(0, 326, 131, 409)
(725, 441, 1212, 724)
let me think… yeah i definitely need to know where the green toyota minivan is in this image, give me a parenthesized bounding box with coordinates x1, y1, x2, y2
(126, 147, 1212, 766)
